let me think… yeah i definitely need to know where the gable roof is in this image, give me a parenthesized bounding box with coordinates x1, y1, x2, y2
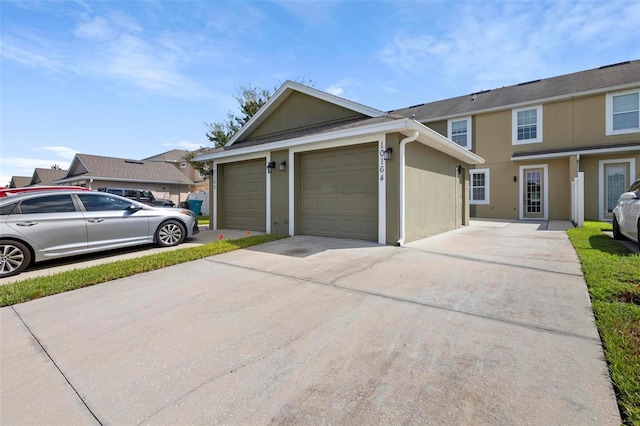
(142, 149, 188, 163)
(31, 168, 67, 185)
(9, 176, 32, 188)
(226, 81, 386, 146)
(55, 154, 194, 186)
(390, 60, 640, 122)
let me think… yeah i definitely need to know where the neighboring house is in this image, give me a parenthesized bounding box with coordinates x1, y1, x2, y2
(8, 176, 31, 188)
(30, 168, 67, 186)
(53, 153, 195, 206)
(390, 60, 640, 223)
(194, 81, 484, 245)
(143, 149, 209, 192)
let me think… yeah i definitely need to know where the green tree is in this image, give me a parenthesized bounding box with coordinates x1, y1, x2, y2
(204, 85, 272, 147)
(187, 77, 314, 175)
(51, 164, 62, 170)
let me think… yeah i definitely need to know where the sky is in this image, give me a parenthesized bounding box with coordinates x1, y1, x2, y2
(1, 0, 639, 187)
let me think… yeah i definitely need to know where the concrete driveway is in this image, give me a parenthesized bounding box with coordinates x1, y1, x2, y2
(1, 221, 620, 424)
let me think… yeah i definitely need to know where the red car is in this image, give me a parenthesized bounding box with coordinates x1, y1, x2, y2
(0, 186, 89, 198)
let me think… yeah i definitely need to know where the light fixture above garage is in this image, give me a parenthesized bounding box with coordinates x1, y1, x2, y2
(279, 161, 287, 171)
(383, 147, 393, 160)
(267, 161, 276, 173)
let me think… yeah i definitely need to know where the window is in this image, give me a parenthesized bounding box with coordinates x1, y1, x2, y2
(19, 195, 76, 214)
(606, 90, 640, 135)
(469, 169, 490, 204)
(447, 116, 472, 149)
(512, 105, 543, 144)
(78, 193, 136, 211)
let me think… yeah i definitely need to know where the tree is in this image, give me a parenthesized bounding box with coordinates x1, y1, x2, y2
(51, 164, 62, 170)
(187, 77, 315, 175)
(204, 85, 272, 148)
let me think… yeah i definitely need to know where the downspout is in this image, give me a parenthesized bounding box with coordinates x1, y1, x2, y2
(396, 130, 420, 246)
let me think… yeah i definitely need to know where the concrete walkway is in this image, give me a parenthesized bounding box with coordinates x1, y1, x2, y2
(0, 221, 621, 424)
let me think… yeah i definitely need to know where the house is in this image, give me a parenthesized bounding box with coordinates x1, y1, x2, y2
(194, 81, 484, 245)
(53, 153, 195, 206)
(142, 149, 209, 192)
(30, 168, 67, 186)
(390, 60, 640, 223)
(8, 176, 31, 188)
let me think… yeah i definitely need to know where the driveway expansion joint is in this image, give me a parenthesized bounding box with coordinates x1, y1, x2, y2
(10, 306, 103, 425)
(205, 258, 599, 342)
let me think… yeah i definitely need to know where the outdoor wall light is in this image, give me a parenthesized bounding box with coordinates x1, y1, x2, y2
(514, 176, 517, 182)
(457, 165, 462, 175)
(383, 147, 393, 160)
(267, 161, 276, 173)
(279, 161, 287, 171)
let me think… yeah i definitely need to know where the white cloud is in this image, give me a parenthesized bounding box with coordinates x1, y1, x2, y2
(377, 1, 640, 92)
(162, 140, 205, 151)
(40, 146, 79, 160)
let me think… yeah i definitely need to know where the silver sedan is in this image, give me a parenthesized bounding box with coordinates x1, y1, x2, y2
(0, 190, 199, 277)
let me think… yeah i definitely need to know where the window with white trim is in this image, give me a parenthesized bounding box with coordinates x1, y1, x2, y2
(447, 116, 472, 149)
(512, 105, 543, 144)
(470, 169, 490, 204)
(606, 90, 640, 135)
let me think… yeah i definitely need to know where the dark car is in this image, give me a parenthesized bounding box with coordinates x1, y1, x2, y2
(0, 190, 198, 277)
(97, 188, 175, 207)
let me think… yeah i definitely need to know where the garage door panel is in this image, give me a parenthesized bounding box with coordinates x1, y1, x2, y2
(221, 160, 266, 232)
(299, 144, 378, 241)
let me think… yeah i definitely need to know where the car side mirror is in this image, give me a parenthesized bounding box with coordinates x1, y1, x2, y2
(619, 191, 639, 200)
(127, 204, 143, 212)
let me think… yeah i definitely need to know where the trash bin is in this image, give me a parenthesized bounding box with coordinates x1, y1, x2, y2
(188, 199, 203, 216)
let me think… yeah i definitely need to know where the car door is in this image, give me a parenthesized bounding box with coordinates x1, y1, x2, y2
(76, 193, 151, 251)
(622, 181, 640, 238)
(5, 194, 88, 257)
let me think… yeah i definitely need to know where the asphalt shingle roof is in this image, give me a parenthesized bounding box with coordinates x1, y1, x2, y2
(389, 60, 640, 122)
(68, 154, 194, 185)
(32, 168, 66, 185)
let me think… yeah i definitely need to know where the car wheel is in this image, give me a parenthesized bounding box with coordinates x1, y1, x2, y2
(0, 240, 31, 278)
(155, 220, 186, 247)
(612, 216, 625, 240)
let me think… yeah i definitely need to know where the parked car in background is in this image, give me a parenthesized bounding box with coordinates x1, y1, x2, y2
(0, 186, 89, 198)
(0, 190, 198, 277)
(612, 178, 640, 249)
(97, 188, 175, 207)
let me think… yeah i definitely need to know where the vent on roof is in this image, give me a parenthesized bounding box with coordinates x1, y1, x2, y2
(599, 61, 630, 70)
(517, 79, 541, 86)
(407, 103, 425, 109)
(124, 160, 144, 165)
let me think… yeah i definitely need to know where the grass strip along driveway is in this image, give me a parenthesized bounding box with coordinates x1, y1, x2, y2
(0, 234, 285, 308)
(567, 221, 640, 425)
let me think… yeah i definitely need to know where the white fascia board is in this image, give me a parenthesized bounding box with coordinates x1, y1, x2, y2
(411, 121, 486, 165)
(196, 118, 485, 166)
(421, 82, 640, 123)
(225, 81, 386, 147)
(511, 144, 640, 161)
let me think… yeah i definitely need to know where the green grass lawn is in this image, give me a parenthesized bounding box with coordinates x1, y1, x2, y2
(0, 234, 285, 308)
(567, 221, 640, 425)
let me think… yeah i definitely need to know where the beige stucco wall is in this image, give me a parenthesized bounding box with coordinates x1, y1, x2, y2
(403, 142, 464, 243)
(248, 92, 364, 140)
(580, 153, 640, 220)
(269, 150, 290, 235)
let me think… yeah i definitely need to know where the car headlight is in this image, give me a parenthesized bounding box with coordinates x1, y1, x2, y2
(178, 209, 195, 217)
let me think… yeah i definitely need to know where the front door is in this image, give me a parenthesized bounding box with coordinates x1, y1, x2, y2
(523, 168, 545, 219)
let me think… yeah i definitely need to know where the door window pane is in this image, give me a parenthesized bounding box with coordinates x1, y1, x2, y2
(605, 165, 627, 214)
(526, 171, 542, 213)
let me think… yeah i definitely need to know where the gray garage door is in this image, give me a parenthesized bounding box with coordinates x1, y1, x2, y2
(298, 143, 378, 241)
(220, 159, 266, 232)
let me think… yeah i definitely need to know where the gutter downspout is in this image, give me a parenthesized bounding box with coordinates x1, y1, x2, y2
(396, 130, 420, 246)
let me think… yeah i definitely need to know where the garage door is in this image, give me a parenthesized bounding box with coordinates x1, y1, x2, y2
(220, 159, 266, 232)
(298, 143, 378, 241)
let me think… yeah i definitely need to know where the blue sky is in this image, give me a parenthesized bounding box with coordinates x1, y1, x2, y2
(1, 0, 639, 187)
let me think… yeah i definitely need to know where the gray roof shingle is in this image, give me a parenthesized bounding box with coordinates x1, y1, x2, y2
(65, 154, 194, 185)
(390, 60, 640, 121)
